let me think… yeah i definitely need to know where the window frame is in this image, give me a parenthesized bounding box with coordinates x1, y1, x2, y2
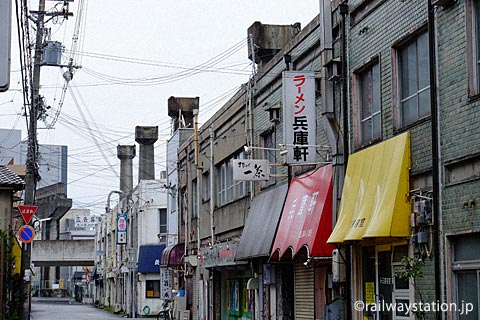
(202, 171, 210, 202)
(353, 57, 382, 148)
(392, 27, 431, 129)
(467, 0, 480, 98)
(145, 279, 161, 299)
(449, 233, 480, 320)
(158, 208, 167, 245)
(216, 151, 250, 207)
(192, 179, 198, 219)
(260, 128, 276, 188)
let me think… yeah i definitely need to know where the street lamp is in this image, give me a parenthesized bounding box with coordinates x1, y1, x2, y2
(105, 190, 126, 214)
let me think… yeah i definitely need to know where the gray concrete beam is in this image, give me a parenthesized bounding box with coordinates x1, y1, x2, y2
(31, 239, 95, 267)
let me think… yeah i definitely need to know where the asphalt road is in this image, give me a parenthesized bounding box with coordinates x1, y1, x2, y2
(31, 302, 135, 320)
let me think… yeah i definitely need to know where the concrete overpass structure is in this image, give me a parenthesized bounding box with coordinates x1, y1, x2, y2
(31, 239, 95, 266)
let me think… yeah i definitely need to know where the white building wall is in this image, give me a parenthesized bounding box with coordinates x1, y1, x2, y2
(134, 179, 168, 246)
(137, 273, 163, 315)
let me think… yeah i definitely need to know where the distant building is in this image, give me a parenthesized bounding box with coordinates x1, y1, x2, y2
(0, 129, 22, 165)
(0, 128, 68, 193)
(21, 143, 68, 193)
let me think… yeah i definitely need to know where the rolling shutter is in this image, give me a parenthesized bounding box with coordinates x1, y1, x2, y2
(294, 262, 315, 319)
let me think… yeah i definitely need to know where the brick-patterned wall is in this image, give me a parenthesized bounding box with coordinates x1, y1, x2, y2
(346, 0, 436, 312)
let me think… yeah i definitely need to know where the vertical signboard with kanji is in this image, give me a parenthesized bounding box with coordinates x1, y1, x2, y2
(117, 213, 127, 244)
(160, 267, 173, 299)
(282, 71, 316, 164)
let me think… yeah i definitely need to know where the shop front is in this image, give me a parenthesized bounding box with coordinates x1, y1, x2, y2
(160, 242, 185, 297)
(270, 164, 335, 320)
(160, 243, 187, 317)
(235, 184, 289, 320)
(201, 240, 249, 320)
(328, 132, 412, 320)
(137, 244, 166, 316)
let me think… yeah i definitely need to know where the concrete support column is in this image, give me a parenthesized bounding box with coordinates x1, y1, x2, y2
(117, 145, 136, 195)
(135, 126, 158, 181)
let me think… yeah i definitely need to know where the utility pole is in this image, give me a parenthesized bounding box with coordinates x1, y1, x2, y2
(20, 0, 74, 318)
(20, 0, 45, 318)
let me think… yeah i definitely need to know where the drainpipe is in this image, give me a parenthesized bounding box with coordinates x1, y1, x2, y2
(338, 3, 352, 320)
(193, 108, 202, 318)
(428, 1, 443, 319)
(131, 199, 138, 319)
(209, 126, 215, 245)
(340, 2, 349, 168)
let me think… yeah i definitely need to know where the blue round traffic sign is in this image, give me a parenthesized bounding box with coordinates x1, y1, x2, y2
(18, 225, 35, 243)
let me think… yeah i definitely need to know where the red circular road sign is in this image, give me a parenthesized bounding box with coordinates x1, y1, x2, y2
(18, 225, 35, 243)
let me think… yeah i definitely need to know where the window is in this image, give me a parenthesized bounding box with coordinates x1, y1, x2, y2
(192, 179, 198, 219)
(217, 151, 250, 206)
(356, 62, 381, 145)
(159, 208, 167, 245)
(261, 130, 276, 187)
(451, 233, 480, 319)
(202, 171, 210, 202)
(145, 280, 160, 298)
(399, 32, 430, 126)
(467, 0, 480, 96)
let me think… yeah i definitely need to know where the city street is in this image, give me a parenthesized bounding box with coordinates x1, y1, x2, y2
(31, 302, 134, 320)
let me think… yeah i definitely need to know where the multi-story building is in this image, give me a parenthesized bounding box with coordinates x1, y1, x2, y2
(0, 128, 68, 193)
(324, 0, 480, 318)
(241, 18, 335, 320)
(0, 129, 22, 165)
(434, 0, 480, 318)
(95, 3, 480, 318)
(94, 126, 171, 317)
(133, 178, 169, 316)
(175, 18, 338, 320)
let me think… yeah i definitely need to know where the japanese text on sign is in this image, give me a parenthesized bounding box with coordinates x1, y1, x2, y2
(160, 268, 173, 299)
(75, 215, 102, 228)
(117, 213, 127, 244)
(282, 71, 316, 164)
(232, 159, 269, 181)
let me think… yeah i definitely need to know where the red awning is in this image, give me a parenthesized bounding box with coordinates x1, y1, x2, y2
(270, 164, 335, 260)
(161, 243, 185, 267)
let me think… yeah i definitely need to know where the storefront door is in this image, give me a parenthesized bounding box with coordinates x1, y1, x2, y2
(362, 244, 409, 320)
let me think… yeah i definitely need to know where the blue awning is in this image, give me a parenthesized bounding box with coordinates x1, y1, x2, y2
(138, 244, 166, 273)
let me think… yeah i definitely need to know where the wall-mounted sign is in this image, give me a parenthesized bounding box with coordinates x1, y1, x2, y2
(200, 240, 241, 268)
(282, 71, 316, 164)
(75, 215, 101, 228)
(160, 268, 173, 299)
(117, 213, 127, 244)
(232, 159, 269, 181)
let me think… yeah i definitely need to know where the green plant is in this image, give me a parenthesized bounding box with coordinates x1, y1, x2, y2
(0, 230, 24, 320)
(395, 256, 426, 320)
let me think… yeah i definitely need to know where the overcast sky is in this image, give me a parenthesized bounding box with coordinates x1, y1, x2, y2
(1, 1, 320, 213)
